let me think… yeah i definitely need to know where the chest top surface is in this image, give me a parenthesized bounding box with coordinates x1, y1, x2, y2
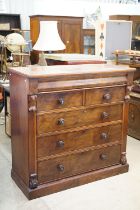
(9, 64, 135, 79)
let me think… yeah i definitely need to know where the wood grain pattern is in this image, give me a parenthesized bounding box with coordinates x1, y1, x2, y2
(37, 104, 123, 134)
(9, 64, 135, 199)
(37, 123, 122, 158)
(38, 145, 121, 184)
(37, 89, 83, 111)
(85, 85, 125, 105)
(128, 95, 140, 140)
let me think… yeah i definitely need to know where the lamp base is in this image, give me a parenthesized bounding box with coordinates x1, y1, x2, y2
(38, 52, 47, 66)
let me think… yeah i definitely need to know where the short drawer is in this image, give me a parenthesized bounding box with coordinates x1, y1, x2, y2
(37, 104, 123, 134)
(37, 123, 122, 158)
(86, 86, 125, 106)
(38, 144, 121, 184)
(37, 90, 83, 111)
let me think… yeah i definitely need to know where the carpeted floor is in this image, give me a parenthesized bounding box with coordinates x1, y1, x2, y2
(0, 121, 140, 210)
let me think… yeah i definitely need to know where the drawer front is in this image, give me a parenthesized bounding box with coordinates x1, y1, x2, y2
(38, 145, 121, 184)
(37, 123, 122, 158)
(86, 86, 125, 106)
(37, 104, 123, 134)
(37, 90, 83, 111)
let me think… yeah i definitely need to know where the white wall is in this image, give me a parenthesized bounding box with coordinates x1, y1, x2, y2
(4, 0, 140, 29)
(33, 0, 140, 19)
(5, 0, 34, 29)
(33, 0, 140, 28)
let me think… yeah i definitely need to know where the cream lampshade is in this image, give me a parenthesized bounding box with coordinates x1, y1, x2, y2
(33, 21, 66, 65)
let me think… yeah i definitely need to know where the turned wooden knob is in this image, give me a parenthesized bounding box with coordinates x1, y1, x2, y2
(100, 154, 107, 160)
(58, 98, 64, 105)
(57, 140, 64, 148)
(58, 118, 65, 125)
(101, 112, 109, 119)
(101, 132, 108, 140)
(28, 106, 37, 112)
(57, 164, 64, 171)
(103, 93, 111, 100)
(125, 95, 130, 101)
(131, 113, 135, 120)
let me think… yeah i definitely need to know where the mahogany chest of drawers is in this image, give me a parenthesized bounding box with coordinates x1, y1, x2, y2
(9, 64, 135, 199)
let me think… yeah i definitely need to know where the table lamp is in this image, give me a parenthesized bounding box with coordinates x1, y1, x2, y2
(33, 21, 66, 66)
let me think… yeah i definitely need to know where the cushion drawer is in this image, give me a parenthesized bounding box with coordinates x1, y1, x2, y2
(37, 90, 83, 111)
(86, 86, 125, 106)
(37, 104, 123, 134)
(38, 144, 121, 184)
(37, 123, 122, 158)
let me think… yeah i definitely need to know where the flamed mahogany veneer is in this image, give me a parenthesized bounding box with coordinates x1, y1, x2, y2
(9, 64, 135, 199)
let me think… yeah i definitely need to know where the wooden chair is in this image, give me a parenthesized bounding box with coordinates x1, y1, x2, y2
(0, 90, 4, 125)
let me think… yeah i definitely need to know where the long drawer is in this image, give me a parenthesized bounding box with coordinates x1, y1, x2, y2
(38, 144, 121, 184)
(37, 123, 122, 158)
(37, 104, 123, 134)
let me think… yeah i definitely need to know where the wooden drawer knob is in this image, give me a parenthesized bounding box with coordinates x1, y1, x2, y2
(101, 112, 109, 119)
(131, 113, 135, 120)
(103, 93, 111, 100)
(100, 132, 108, 140)
(57, 140, 64, 148)
(58, 118, 65, 125)
(100, 154, 107, 160)
(28, 106, 37, 112)
(57, 164, 64, 171)
(58, 98, 64, 105)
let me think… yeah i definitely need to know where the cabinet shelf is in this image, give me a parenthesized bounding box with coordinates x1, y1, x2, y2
(83, 29, 95, 55)
(0, 14, 21, 37)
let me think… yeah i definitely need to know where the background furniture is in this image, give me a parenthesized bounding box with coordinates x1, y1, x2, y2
(0, 82, 10, 134)
(0, 86, 4, 125)
(113, 50, 140, 68)
(30, 15, 83, 64)
(45, 53, 106, 65)
(0, 14, 21, 37)
(83, 29, 95, 55)
(0, 14, 21, 75)
(110, 15, 140, 140)
(95, 20, 132, 60)
(109, 15, 140, 50)
(9, 64, 134, 199)
(128, 91, 140, 140)
(4, 85, 10, 136)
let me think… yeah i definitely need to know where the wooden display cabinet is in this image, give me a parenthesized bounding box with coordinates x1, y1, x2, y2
(83, 29, 95, 55)
(30, 15, 83, 64)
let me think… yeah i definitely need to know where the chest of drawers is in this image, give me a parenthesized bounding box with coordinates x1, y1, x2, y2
(9, 64, 135, 199)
